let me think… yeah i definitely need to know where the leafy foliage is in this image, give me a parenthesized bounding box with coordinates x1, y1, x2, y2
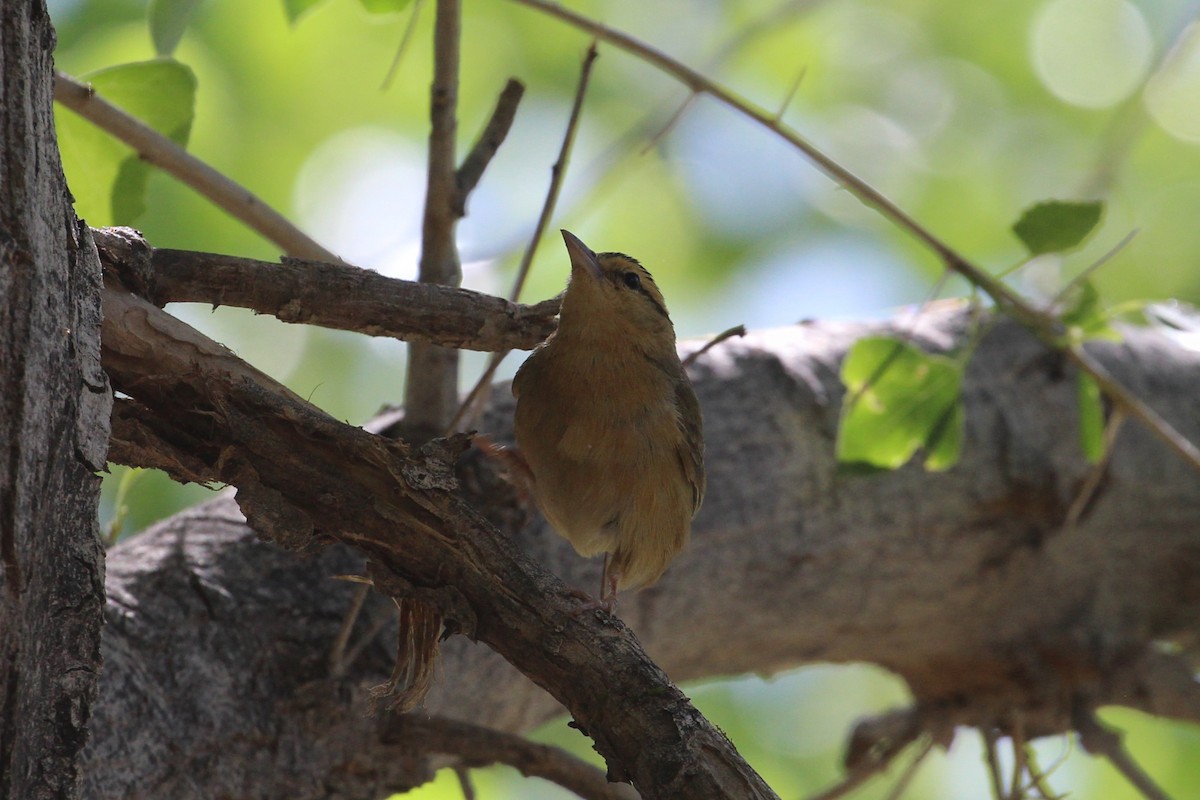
(55, 58, 196, 225)
(1012, 200, 1104, 256)
(837, 336, 964, 471)
(148, 0, 202, 55)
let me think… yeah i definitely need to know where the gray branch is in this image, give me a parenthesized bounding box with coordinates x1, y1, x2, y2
(82, 307, 1200, 798)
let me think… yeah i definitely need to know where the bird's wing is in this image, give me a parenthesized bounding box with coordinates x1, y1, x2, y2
(674, 378, 706, 515)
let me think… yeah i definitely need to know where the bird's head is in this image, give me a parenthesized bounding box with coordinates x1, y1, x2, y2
(557, 229, 677, 347)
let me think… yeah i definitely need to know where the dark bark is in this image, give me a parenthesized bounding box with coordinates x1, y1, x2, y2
(95, 281, 778, 799)
(91, 227, 559, 353)
(83, 297, 1200, 798)
(0, 3, 110, 799)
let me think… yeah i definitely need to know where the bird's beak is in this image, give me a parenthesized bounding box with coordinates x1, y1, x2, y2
(561, 229, 603, 282)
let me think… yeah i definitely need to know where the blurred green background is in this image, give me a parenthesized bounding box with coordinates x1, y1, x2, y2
(50, 0, 1200, 796)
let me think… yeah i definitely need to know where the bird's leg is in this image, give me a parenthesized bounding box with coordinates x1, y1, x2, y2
(567, 554, 620, 615)
(471, 433, 535, 504)
(598, 553, 621, 612)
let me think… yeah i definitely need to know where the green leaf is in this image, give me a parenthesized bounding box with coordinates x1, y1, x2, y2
(149, 0, 202, 55)
(358, 0, 415, 12)
(283, 0, 327, 22)
(1058, 279, 1121, 343)
(55, 59, 196, 226)
(1076, 373, 1105, 463)
(1012, 200, 1103, 255)
(837, 337, 965, 472)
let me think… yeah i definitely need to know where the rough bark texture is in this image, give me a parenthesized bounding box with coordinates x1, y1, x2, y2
(0, 3, 111, 799)
(82, 303, 1200, 798)
(94, 282, 778, 799)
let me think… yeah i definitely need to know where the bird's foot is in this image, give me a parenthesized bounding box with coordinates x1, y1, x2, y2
(471, 433, 535, 505)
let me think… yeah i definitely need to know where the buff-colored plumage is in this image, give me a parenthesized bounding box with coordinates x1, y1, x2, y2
(512, 230, 705, 606)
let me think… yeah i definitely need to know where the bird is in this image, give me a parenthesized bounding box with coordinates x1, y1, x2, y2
(511, 230, 705, 610)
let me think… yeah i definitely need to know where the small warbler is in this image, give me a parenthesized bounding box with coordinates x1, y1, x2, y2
(513, 230, 705, 609)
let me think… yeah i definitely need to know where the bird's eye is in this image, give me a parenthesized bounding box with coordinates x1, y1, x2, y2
(622, 271, 642, 290)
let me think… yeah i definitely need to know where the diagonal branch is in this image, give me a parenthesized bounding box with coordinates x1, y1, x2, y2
(449, 41, 598, 434)
(455, 79, 525, 212)
(98, 278, 779, 799)
(53, 71, 338, 262)
(506, 0, 1200, 475)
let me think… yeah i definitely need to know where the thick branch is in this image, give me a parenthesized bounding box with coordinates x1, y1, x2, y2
(84, 303, 1200, 798)
(92, 227, 559, 352)
(0, 8, 108, 799)
(98, 280, 777, 799)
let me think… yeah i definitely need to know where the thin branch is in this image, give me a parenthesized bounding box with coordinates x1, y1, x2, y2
(406, 0, 465, 433)
(803, 764, 884, 800)
(382, 0, 427, 90)
(453, 765, 477, 800)
(981, 728, 1006, 800)
(455, 79, 526, 211)
(91, 227, 560, 352)
(1008, 716, 1027, 800)
(328, 583, 369, 678)
(1063, 409, 1126, 530)
(682, 324, 746, 368)
(883, 737, 933, 800)
(386, 716, 635, 800)
(1048, 228, 1140, 311)
(508, 41, 599, 305)
(1074, 706, 1173, 800)
(53, 71, 339, 262)
(774, 65, 807, 121)
(447, 41, 599, 435)
(507, 0, 1200, 475)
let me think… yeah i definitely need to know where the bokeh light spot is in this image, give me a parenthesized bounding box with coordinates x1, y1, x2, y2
(1030, 0, 1152, 109)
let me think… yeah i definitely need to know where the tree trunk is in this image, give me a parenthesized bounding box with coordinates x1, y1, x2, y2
(82, 308, 1200, 798)
(0, 3, 111, 799)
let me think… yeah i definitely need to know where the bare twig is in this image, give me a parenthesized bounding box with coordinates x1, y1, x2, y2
(386, 716, 635, 800)
(981, 728, 1007, 800)
(507, 42, 599, 305)
(382, 0, 427, 90)
(507, 0, 1200, 474)
(447, 42, 599, 435)
(1008, 716, 1027, 800)
(803, 763, 883, 800)
(1074, 705, 1173, 800)
(53, 72, 339, 262)
(91, 228, 560, 352)
(883, 736, 933, 800)
(328, 583, 370, 678)
(682, 324, 746, 368)
(1063, 409, 1126, 530)
(406, 0, 465, 433)
(453, 765, 477, 800)
(774, 65, 807, 121)
(1048, 228, 1139, 312)
(456, 79, 526, 210)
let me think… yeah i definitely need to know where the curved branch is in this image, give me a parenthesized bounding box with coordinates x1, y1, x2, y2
(386, 717, 635, 799)
(53, 72, 339, 263)
(97, 277, 778, 799)
(85, 292, 1200, 798)
(506, 0, 1200, 475)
